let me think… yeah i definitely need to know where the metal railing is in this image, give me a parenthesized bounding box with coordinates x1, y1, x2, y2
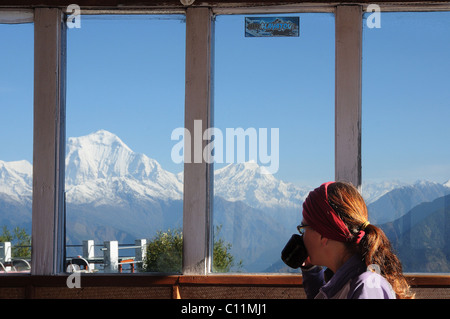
(1, 239, 147, 273)
(65, 239, 147, 273)
(0, 242, 31, 273)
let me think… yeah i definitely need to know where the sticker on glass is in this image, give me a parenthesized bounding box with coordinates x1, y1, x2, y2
(245, 17, 300, 37)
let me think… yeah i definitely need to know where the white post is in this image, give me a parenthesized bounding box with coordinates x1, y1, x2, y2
(135, 239, 147, 272)
(103, 241, 118, 273)
(82, 240, 95, 271)
(0, 242, 12, 271)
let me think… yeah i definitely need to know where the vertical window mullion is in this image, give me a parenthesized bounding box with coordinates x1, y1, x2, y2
(182, 7, 214, 275)
(31, 7, 66, 275)
(335, 5, 362, 189)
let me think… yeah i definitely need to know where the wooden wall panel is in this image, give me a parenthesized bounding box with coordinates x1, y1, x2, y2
(0, 275, 449, 299)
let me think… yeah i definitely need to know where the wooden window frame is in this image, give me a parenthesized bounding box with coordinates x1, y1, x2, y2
(2, 3, 449, 284)
(183, 7, 214, 275)
(32, 7, 67, 275)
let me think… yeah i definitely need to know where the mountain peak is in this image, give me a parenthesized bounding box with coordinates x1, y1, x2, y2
(65, 130, 183, 202)
(69, 129, 132, 153)
(215, 161, 274, 178)
(214, 161, 307, 209)
(0, 159, 32, 175)
(66, 130, 140, 185)
(0, 160, 33, 201)
(413, 180, 439, 187)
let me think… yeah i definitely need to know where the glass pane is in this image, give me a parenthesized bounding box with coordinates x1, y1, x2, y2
(0, 22, 33, 274)
(362, 12, 450, 273)
(65, 15, 185, 273)
(212, 13, 335, 273)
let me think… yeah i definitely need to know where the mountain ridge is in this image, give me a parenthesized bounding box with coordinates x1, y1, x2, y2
(2, 129, 449, 223)
(2, 129, 449, 222)
(379, 193, 450, 272)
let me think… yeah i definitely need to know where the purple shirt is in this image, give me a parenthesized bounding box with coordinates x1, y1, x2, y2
(301, 255, 396, 299)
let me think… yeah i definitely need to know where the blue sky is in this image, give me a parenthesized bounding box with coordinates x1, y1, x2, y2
(0, 11, 449, 186)
(213, 13, 335, 186)
(362, 11, 450, 184)
(0, 23, 34, 164)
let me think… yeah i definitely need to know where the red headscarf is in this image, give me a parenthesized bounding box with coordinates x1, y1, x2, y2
(302, 182, 353, 243)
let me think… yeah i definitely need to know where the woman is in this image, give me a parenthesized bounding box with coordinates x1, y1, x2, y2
(299, 181, 414, 299)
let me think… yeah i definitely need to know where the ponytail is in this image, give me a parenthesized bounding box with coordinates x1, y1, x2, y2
(359, 223, 414, 299)
(327, 182, 415, 299)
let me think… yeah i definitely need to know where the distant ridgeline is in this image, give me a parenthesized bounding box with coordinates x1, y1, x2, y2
(379, 194, 450, 273)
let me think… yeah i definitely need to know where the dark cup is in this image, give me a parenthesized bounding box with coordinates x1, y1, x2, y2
(281, 234, 309, 269)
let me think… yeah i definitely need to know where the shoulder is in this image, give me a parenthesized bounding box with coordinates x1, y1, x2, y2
(348, 270, 396, 299)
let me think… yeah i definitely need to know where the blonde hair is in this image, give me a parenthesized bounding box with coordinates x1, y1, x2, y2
(327, 181, 414, 299)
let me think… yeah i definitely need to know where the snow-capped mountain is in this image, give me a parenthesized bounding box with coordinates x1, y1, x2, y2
(2, 130, 449, 218)
(445, 179, 450, 188)
(214, 161, 309, 210)
(1, 130, 449, 215)
(0, 160, 32, 203)
(65, 130, 183, 205)
(367, 180, 450, 224)
(64, 130, 307, 210)
(0, 129, 307, 215)
(361, 180, 407, 204)
(0, 160, 33, 233)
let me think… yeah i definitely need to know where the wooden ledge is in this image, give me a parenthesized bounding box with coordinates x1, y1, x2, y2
(1, 273, 449, 287)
